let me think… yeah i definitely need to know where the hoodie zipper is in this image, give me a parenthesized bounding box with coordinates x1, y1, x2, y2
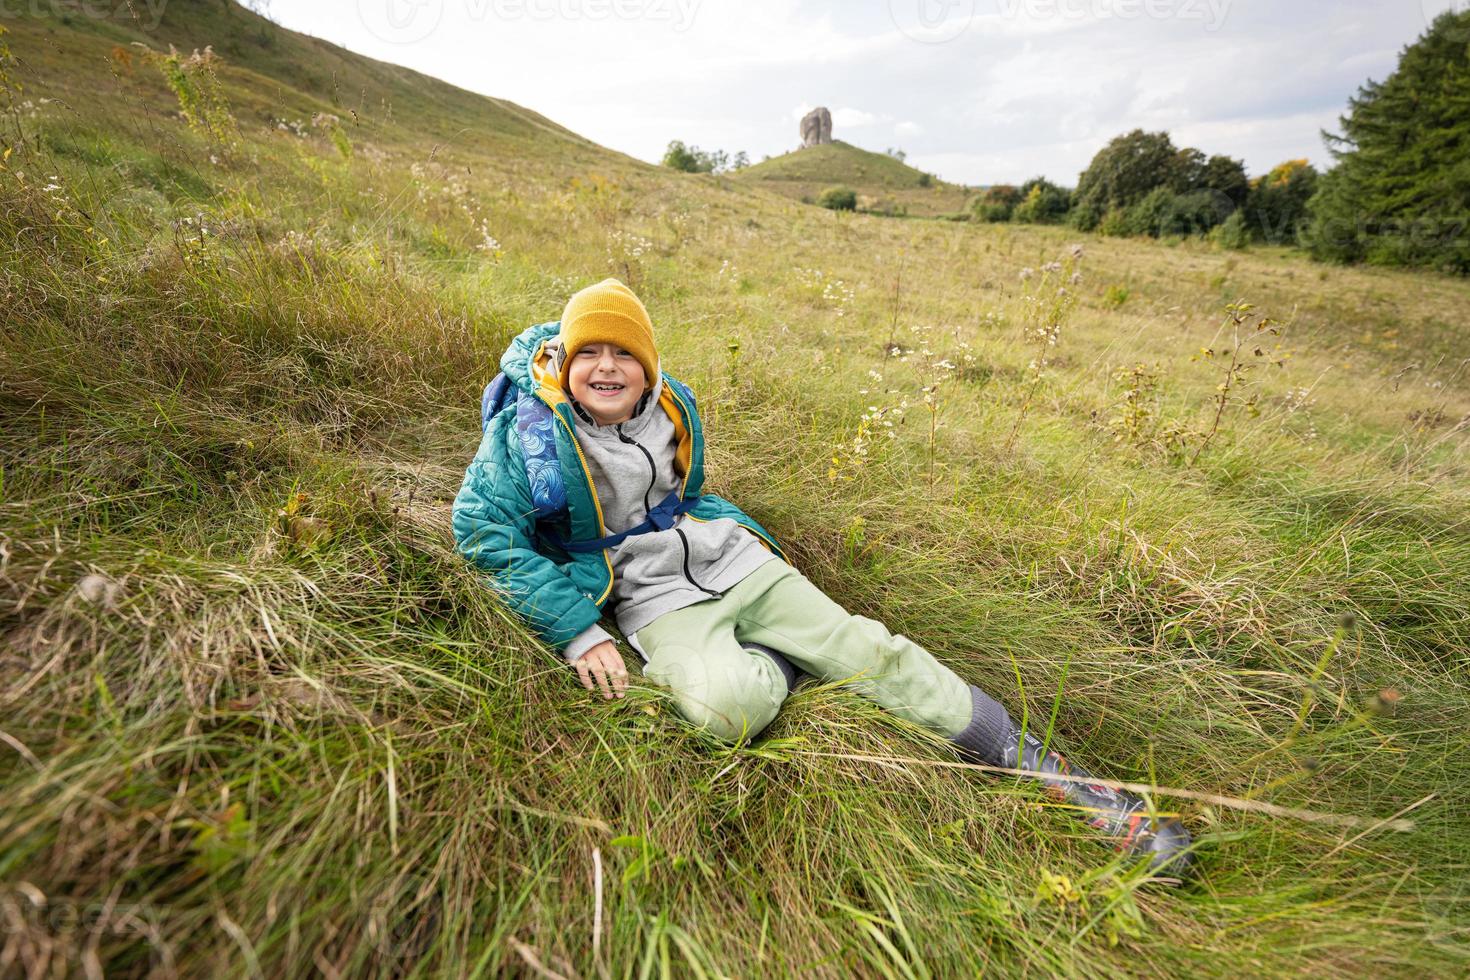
(617, 423, 720, 599)
(615, 422, 656, 515)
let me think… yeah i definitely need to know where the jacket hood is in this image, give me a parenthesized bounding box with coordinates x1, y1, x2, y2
(500, 320, 561, 396)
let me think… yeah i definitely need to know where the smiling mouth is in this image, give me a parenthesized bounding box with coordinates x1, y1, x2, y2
(589, 382, 625, 394)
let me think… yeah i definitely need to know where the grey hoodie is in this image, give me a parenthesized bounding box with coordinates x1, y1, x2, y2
(560, 368, 779, 663)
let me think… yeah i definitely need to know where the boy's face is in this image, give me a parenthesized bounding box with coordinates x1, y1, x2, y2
(566, 342, 648, 425)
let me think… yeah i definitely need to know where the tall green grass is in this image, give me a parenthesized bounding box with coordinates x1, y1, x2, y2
(2, 6, 1469, 976)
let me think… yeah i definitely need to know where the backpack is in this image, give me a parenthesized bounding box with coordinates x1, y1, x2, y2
(481, 371, 567, 520)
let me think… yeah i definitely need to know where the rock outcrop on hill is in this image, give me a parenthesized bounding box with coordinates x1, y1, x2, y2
(800, 107, 832, 147)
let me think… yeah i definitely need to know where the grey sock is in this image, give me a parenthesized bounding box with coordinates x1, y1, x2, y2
(743, 642, 802, 696)
(949, 684, 1015, 766)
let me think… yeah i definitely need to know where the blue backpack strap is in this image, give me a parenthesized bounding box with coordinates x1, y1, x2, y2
(544, 488, 701, 553)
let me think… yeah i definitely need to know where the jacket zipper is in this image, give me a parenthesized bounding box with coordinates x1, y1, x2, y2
(617, 423, 720, 599)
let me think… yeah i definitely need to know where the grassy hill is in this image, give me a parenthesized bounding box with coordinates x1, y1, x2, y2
(8, 0, 617, 164)
(3, 3, 1470, 977)
(734, 139, 974, 216)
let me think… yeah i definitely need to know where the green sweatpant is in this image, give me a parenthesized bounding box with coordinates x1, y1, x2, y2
(630, 559, 975, 744)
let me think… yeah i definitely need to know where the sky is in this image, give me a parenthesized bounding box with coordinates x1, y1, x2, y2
(258, 0, 1467, 187)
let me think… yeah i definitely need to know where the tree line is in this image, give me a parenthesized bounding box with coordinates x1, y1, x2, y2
(969, 9, 1470, 275)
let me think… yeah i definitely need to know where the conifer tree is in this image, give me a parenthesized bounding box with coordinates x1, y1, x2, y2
(1307, 10, 1470, 273)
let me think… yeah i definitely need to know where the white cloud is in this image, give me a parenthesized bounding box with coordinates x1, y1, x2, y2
(832, 107, 884, 127)
(265, 0, 1429, 186)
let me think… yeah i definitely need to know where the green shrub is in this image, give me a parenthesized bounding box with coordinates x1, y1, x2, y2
(1013, 178, 1072, 224)
(1244, 159, 1318, 246)
(661, 139, 700, 172)
(817, 185, 857, 211)
(1072, 129, 1181, 227)
(661, 140, 738, 174)
(1199, 153, 1251, 210)
(1211, 211, 1250, 250)
(1122, 188, 1232, 238)
(1073, 131, 1244, 238)
(1098, 206, 1129, 237)
(970, 184, 1022, 222)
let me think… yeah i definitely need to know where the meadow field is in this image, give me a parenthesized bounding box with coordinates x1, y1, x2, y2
(2, 3, 1468, 976)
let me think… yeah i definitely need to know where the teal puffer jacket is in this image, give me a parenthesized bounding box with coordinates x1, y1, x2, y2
(452, 320, 787, 653)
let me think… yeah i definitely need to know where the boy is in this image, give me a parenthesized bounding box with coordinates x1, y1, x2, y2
(452, 278, 1191, 874)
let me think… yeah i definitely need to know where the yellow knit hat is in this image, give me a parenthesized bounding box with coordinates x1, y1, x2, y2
(557, 277, 659, 393)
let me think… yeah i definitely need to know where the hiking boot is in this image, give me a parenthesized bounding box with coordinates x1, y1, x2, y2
(1002, 727, 1193, 876)
(949, 684, 1193, 876)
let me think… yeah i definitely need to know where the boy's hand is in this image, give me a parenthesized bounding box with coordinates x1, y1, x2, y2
(574, 640, 628, 700)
